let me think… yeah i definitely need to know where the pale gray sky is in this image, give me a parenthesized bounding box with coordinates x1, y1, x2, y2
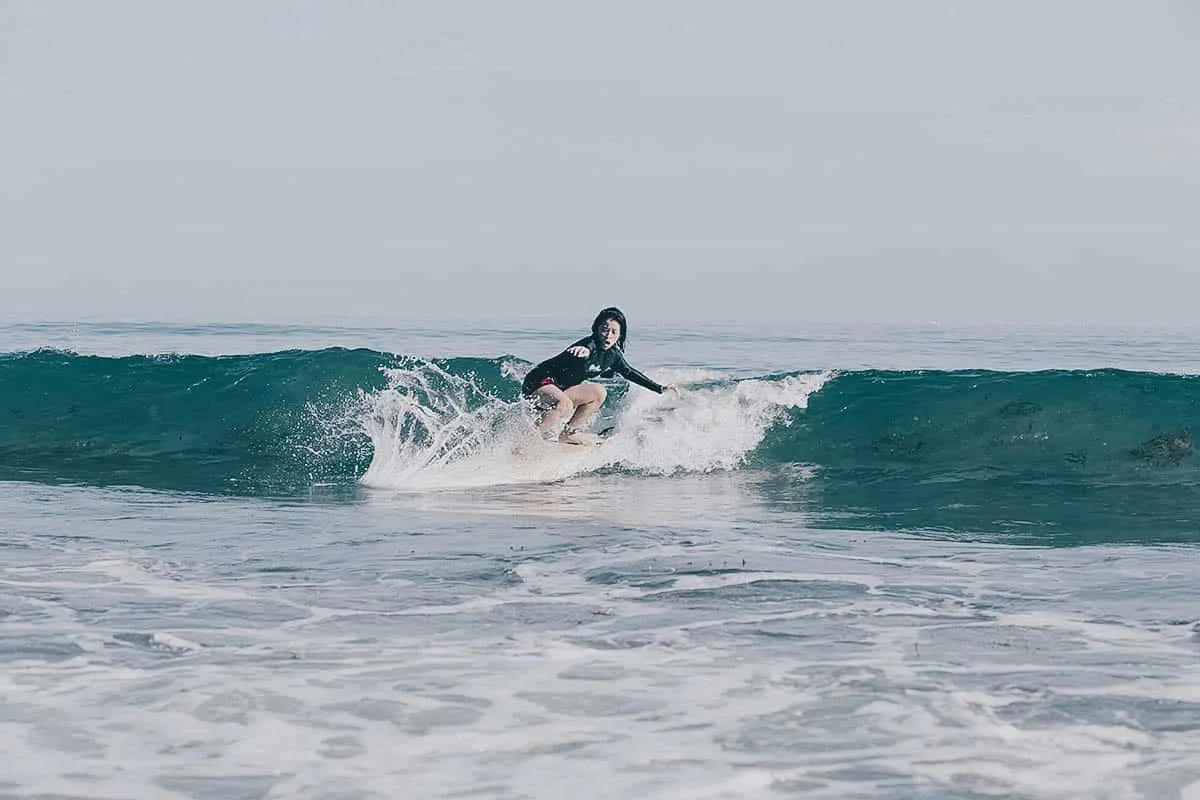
(3, 1, 1199, 325)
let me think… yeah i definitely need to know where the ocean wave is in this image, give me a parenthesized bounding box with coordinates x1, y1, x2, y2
(3, 350, 1199, 537)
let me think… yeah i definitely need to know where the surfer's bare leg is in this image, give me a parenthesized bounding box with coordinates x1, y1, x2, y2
(561, 383, 606, 435)
(532, 385, 574, 434)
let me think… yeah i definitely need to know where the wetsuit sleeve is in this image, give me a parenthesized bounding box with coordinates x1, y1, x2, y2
(611, 351, 664, 394)
(523, 337, 595, 395)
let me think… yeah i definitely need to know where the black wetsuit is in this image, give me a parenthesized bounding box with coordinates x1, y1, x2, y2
(522, 336, 664, 396)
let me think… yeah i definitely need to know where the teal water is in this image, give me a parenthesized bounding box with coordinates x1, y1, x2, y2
(2, 320, 1199, 799)
(3, 335, 1200, 541)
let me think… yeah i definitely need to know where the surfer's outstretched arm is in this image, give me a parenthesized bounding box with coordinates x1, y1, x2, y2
(611, 352, 673, 394)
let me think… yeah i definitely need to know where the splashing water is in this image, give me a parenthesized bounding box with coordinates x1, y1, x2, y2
(604, 371, 832, 475)
(357, 363, 831, 491)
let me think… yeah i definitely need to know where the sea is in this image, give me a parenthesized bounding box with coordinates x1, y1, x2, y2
(2, 318, 1199, 800)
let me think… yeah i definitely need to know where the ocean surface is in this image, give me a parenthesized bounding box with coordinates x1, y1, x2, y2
(2, 319, 1200, 800)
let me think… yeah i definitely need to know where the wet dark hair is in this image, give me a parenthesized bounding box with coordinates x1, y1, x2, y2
(591, 307, 628, 351)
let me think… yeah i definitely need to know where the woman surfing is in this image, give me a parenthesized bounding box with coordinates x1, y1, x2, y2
(522, 307, 675, 445)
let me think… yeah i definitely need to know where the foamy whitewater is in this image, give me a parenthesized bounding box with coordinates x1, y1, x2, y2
(3, 320, 1200, 800)
(358, 360, 828, 490)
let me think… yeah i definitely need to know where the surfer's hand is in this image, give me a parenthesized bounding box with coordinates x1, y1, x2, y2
(567, 346, 590, 358)
(663, 384, 679, 394)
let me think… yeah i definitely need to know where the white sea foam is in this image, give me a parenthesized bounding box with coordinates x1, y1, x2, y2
(358, 361, 830, 491)
(4, 479, 1200, 800)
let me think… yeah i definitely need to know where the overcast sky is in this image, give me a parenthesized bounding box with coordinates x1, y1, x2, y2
(2, 1, 1199, 326)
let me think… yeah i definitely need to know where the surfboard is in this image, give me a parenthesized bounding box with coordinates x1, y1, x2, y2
(554, 426, 615, 447)
(510, 423, 615, 461)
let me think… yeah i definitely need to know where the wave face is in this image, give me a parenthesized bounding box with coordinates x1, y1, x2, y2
(759, 369, 1200, 541)
(3, 351, 1199, 539)
(763, 369, 1200, 472)
(0, 349, 512, 495)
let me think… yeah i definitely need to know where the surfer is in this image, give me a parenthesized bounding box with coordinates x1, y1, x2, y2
(522, 307, 675, 444)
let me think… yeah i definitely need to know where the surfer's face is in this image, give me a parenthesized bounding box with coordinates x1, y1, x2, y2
(597, 318, 621, 350)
